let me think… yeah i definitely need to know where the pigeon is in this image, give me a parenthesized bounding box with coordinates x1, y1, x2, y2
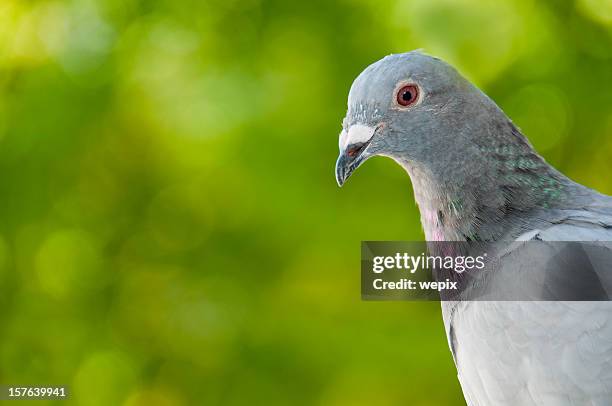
(335, 51, 612, 405)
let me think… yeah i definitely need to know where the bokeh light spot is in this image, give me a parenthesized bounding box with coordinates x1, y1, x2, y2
(35, 229, 103, 299)
(73, 351, 137, 406)
(578, 0, 612, 26)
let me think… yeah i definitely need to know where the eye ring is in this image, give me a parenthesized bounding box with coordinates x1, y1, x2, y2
(396, 84, 419, 107)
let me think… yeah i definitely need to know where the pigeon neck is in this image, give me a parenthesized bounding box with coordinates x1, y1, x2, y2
(400, 161, 478, 241)
(397, 123, 569, 242)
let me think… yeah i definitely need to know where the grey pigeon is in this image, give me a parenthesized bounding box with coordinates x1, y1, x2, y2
(336, 51, 612, 405)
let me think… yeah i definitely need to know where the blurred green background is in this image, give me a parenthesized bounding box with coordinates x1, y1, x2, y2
(0, 0, 611, 404)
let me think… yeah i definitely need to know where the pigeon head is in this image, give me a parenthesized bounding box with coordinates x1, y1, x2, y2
(336, 51, 493, 186)
(336, 51, 570, 241)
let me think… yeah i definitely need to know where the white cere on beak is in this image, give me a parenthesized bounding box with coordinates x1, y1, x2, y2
(339, 124, 376, 151)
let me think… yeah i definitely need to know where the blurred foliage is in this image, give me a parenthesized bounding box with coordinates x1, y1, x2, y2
(0, 0, 611, 405)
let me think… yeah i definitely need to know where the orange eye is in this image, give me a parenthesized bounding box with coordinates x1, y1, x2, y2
(396, 84, 419, 107)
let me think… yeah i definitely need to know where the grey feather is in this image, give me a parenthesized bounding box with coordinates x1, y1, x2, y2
(445, 215, 612, 405)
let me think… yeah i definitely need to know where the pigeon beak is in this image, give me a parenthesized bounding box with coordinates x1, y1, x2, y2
(335, 142, 371, 186)
(335, 124, 378, 187)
